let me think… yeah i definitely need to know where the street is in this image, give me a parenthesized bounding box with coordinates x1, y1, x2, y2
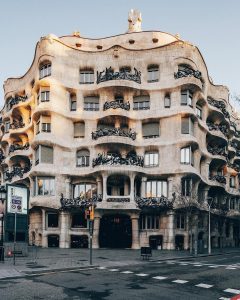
(1, 253, 240, 300)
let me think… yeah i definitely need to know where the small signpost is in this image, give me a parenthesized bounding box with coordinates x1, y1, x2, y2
(88, 205, 94, 265)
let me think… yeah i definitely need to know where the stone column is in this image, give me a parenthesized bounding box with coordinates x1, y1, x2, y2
(163, 211, 175, 250)
(102, 174, 107, 201)
(141, 177, 147, 197)
(97, 176, 102, 196)
(124, 179, 129, 196)
(92, 215, 101, 249)
(59, 211, 70, 248)
(167, 177, 173, 198)
(130, 173, 135, 199)
(131, 214, 140, 249)
(41, 209, 48, 247)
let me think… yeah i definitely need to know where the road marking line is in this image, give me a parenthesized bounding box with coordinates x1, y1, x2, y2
(225, 267, 236, 270)
(208, 265, 219, 268)
(98, 267, 107, 270)
(179, 263, 188, 266)
(224, 288, 240, 294)
(219, 297, 231, 300)
(193, 265, 203, 267)
(195, 283, 213, 289)
(172, 279, 188, 284)
(136, 273, 148, 277)
(152, 276, 167, 280)
(166, 262, 175, 264)
(109, 269, 119, 272)
(121, 271, 134, 274)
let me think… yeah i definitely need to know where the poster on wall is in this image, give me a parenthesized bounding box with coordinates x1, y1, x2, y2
(6, 185, 28, 215)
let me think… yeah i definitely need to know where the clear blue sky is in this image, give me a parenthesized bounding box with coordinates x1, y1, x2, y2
(0, 0, 239, 106)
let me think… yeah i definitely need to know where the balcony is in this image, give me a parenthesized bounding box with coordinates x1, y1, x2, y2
(103, 100, 130, 111)
(4, 164, 31, 181)
(92, 153, 144, 168)
(97, 67, 141, 84)
(92, 127, 136, 141)
(209, 174, 226, 184)
(207, 145, 227, 158)
(9, 143, 30, 154)
(135, 196, 173, 210)
(207, 122, 229, 137)
(60, 194, 102, 209)
(7, 95, 28, 111)
(207, 98, 230, 119)
(174, 66, 202, 81)
(10, 119, 25, 130)
(0, 150, 5, 164)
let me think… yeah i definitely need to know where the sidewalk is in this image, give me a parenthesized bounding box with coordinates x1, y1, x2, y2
(0, 247, 239, 280)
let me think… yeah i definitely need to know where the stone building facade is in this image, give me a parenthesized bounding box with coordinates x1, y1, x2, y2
(1, 12, 240, 250)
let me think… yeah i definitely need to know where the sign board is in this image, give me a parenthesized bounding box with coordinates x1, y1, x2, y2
(7, 185, 28, 215)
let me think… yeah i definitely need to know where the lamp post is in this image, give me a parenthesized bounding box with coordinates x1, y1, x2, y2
(207, 197, 213, 255)
(0, 185, 6, 262)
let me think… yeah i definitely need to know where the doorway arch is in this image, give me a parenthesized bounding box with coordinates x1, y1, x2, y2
(99, 214, 132, 248)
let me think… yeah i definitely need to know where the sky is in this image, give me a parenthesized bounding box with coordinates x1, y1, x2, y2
(0, 0, 240, 107)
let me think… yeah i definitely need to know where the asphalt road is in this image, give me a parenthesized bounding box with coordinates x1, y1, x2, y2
(1, 253, 240, 300)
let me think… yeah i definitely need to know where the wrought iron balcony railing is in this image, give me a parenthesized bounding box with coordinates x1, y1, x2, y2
(92, 127, 136, 140)
(227, 161, 240, 172)
(9, 143, 30, 154)
(135, 196, 173, 210)
(207, 122, 229, 137)
(7, 95, 28, 111)
(60, 194, 102, 209)
(9, 119, 25, 130)
(103, 100, 130, 111)
(207, 98, 230, 119)
(236, 150, 240, 157)
(97, 67, 141, 84)
(174, 66, 202, 80)
(0, 150, 5, 164)
(229, 140, 239, 150)
(92, 153, 144, 168)
(207, 145, 227, 157)
(5, 164, 31, 181)
(209, 174, 226, 184)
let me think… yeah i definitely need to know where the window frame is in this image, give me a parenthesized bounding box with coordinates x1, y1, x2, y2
(144, 152, 159, 167)
(181, 90, 193, 106)
(39, 63, 51, 79)
(34, 176, 55, 196)
(80, 69, 94, 84)
(180, 146, 193, 165)
(147, 65, 159, 83)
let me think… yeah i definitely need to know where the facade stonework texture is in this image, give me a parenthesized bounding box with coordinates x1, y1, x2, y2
(1, 15, 240, 250)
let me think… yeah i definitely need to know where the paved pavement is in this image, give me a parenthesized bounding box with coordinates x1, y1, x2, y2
(0, 247, 239, 280)
(1, 253, 240, 299)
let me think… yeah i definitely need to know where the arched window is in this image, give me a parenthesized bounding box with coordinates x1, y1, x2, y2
(144, 151, 159, 167)
(39, 61, 51, 79)
(76, 149, 90, 167)
(80, 68, 94, 84)
(147, 65, 159, 83)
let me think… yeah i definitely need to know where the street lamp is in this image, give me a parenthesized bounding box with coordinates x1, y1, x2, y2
(0, 213, 4, 247)
(0, 186, 6, 261)
(207, 197, 213, 255)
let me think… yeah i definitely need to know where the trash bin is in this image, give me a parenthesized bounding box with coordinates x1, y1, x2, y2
(0, 246, 4, 262)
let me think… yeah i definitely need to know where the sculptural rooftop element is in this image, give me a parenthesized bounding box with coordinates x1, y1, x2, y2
(128, 9, 142, 33)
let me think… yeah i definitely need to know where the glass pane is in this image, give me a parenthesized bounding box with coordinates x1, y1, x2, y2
(146, 181, 151, 197)
(86, 184, 92, 199)
(152, 181, 157, 197)
(157, 181, 161, 197)
(144, 154, 149, 166)
(37, 178, 43, 195)
(162, 182, 167, 197)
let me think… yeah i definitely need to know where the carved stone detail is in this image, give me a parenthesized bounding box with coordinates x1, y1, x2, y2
(92, 127, 136, 140)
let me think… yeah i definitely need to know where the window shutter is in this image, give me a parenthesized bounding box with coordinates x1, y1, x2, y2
(74, 122, 85, 137)
(133, 95, 150, 103)
(84, 96, 99, 104)
(142, 122, 159, 137)
(181, 117, 189, 134)
(41, 146, 53, 164)
(164, 96, 171, 108)
(181, 91, 187, 105)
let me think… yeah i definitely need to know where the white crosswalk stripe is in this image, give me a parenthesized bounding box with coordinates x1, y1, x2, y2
(219, 297, 231, 300)
(225, 267, 237, 270)
(224, 288, 240, 294)
(195, 283, 213, 289)
(109, 269, 119, 272)
(136, 273, 148, 277)
(98, 267, 107, 270)
(193, 265, 202, 267)
(121, 271, 134, 274)
(152, 276, 167, 280)
(172, 279, 188, 284)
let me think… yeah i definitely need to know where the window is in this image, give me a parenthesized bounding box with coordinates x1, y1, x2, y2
(74, 122, 85, 138)
(181, 90, 193, 106)
(76, 149, 90, 167)
(40, 90, 50, 102)
(140, 215, 160, 230)
(35, 145, 53, 165)
(39, 63, 51, 79)
(5, 121, 10, 133)
(47, 213, 58, 228)
(181, 178, 192, 196)
(181, 117, 194, 135)
(147, 65, 159, 83)
(142, 122, 159, 138)
(144, 152, 159, 167)
(230, 176, 236, 188)
(145, 180, 168, 197)
(133, 95, 150, 110)
(73, 183, 97, 199)
(70, 94, 77, 111)
(180, 146, 193, 165)
(80, 69, 94, 84)
(71, 212, 87, 228)
(176, 214, 185, 229)
(34, 177, 55, 196)
(164, 94, 171, 108)
(196, 106, 202, 119)
(42, 123, 51, 132)
(84, 96, 99, 111)
(230, 198, 235, 210)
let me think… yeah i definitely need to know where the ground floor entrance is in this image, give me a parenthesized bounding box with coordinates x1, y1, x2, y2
(99, 214, 132, 248)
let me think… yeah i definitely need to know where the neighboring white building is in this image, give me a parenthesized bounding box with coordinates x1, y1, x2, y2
(1, 11, 240, 250)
